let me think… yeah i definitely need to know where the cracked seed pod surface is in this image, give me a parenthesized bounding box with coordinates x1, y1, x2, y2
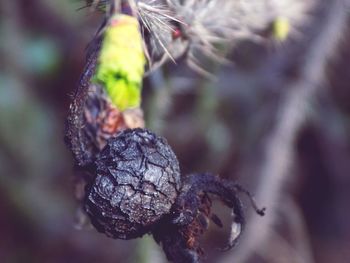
(85, 128, 181, 239)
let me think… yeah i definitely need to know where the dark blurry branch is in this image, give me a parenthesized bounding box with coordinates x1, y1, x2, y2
(284, 198, 314, 263)
(145, 69, 173, 133)
(255, 197, 314, 263)
(219, 1, 349, 262)
(1, 1, 26, 75)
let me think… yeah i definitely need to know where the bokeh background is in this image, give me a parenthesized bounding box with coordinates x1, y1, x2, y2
(0, 1, 350, 263)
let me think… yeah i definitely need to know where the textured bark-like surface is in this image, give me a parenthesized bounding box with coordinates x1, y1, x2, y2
(85, 128, 181, 239)
(153, 173, 251, 263)
(64, 38, 102, 168)
(152, 193, 211, 263)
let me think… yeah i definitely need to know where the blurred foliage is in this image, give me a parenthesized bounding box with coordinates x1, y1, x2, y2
(0, 1, 350, 263)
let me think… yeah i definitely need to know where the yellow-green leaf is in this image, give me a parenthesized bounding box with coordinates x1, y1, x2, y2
(93, 14, 146, 111)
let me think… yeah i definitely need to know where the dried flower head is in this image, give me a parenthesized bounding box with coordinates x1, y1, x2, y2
(82, 0, 314, 75)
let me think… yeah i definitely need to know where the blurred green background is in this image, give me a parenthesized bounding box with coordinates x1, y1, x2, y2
(0, 1, 349, 263)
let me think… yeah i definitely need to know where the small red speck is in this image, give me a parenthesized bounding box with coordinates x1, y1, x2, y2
(172, 28, 182, 39)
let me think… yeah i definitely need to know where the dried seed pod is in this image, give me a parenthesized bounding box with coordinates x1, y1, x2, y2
(84, 128, 181, 239)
